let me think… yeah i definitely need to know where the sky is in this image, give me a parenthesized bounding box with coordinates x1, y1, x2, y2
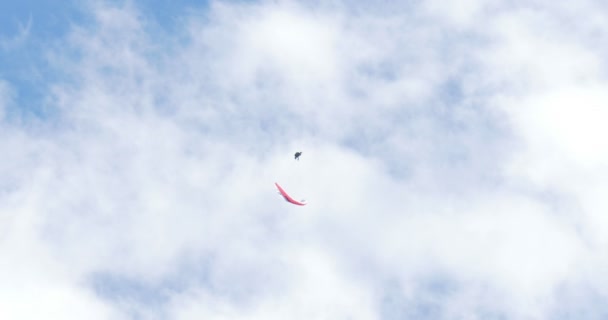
(1, 0, 608, 319)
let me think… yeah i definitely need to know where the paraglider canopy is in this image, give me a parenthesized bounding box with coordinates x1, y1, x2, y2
(275, 182, 306, 206)
(294, 151, 302, 160)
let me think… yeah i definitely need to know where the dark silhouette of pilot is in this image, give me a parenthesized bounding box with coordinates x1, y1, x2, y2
(294, 152, 302, 160)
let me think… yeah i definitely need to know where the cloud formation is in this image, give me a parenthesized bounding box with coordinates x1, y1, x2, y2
(1, 0, 608, 319)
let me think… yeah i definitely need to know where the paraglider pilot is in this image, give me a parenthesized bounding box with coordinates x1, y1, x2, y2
(294, 151, 302, 161)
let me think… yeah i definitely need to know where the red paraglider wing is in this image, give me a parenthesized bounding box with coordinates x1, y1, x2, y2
(275, 182, 306, 206)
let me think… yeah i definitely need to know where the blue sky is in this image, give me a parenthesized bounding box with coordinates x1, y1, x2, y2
(0, 0, 205, 118)
(2, 0, 608, 319)
(0, 0, 77, 117)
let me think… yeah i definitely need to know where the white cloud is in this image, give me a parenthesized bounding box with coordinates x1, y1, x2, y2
(423, 0, 490, 27)
(168, 246, 377, 320)
(2, 0, 608, 319)
(0, 80, 11, 120)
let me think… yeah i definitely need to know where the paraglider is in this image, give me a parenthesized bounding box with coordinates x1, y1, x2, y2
(275, 182, 306, 206)
(275, 151, 307, 206)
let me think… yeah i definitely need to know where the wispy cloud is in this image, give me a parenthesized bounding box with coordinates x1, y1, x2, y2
(0, 15, 32, 51)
